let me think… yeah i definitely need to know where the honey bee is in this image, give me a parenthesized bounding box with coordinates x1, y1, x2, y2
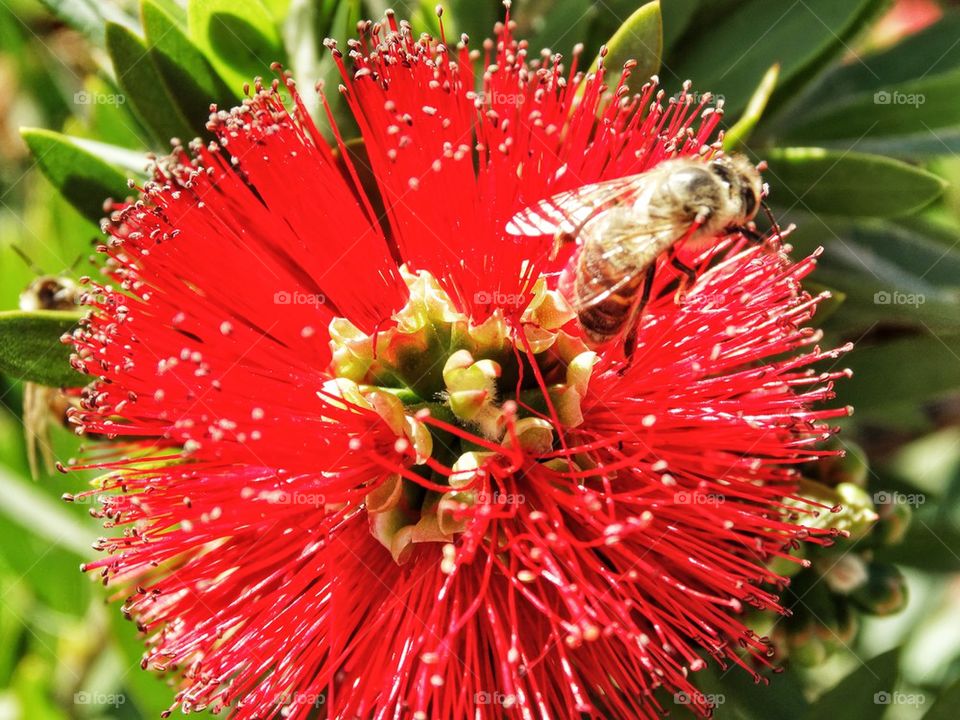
(14, 248, 81, 477)
(507, 154, 766, 354)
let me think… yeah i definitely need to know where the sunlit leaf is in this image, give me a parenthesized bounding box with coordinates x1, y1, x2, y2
(766, 148, 946, 218)
(142, 0, 239, 130)
(106, 22, 196, 145)
(20, 128, 133, 223)
(187, 0, 287, 94)
(592, 0, 662, 90)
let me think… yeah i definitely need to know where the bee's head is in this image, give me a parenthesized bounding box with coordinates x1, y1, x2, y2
(708, 153, 763, 223)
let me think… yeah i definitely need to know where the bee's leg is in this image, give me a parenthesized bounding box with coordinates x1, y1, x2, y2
(670, 255, 697, 304)
(733, 222, 792, 261)
(735, 225, 765, 244)
(621, 264, 657, 368)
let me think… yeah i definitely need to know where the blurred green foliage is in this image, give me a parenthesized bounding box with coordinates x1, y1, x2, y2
(3, 0, 960, 718)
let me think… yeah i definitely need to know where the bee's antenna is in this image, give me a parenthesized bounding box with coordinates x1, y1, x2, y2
(10, 244, 44, 275)
(761, 200, 784, 246)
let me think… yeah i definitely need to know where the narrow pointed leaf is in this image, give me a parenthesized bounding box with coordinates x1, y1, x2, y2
(142, 0, 240, 130)
(781, 70, 960, 154)
(0, 310, 86, 388)
(20, 128, 132, 223)
(766, 148, 946, 218)
(805, 12, 960, 100)
(106, 22, 196, 145)
(837, 334, 960, 420)
(593, 1, 662, 90)
(70, 136, 150, 176)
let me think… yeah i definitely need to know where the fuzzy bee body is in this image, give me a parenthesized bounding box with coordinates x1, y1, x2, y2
(508, 154, 764, 349)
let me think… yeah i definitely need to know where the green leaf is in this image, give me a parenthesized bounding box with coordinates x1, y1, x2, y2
(803, 648, 900, 720)
(76, 75, 151, 149)
(20, 128, 132, 223)
(660, 0, 700, 54)
(922, 676, 960, 719)
(837, 333, 960, 420)
(69, 136, 150, 176)
(593, 1, 662, 90)
(187, 0, 287, 94)
(0, 310, 86, 388)
(667, 0, 884, 117)
(723, 63, 779, 150)
(142, 0, 240, 131)
(716, 668, 808, 720)
(784, 217, 960, 334)
(806, 11, 960, 101)
(766, 148, 946, 218)
(106, 22, 196, 146)
(875, 516, 960, 573)
(780, 70, 960, 154)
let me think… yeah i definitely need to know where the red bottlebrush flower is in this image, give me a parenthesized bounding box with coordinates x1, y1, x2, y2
(68, 11, 851, 720)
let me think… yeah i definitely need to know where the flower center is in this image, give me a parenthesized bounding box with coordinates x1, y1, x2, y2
(326, 268, 597, 563)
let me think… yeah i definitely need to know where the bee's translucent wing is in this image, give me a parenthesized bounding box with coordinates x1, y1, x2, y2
(571, 217, 700, 312)
(506, 173, 650, 237)
(570, 267, 645, 312)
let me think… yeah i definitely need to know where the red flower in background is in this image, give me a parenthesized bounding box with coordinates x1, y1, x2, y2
(68, 10, 850, 720)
